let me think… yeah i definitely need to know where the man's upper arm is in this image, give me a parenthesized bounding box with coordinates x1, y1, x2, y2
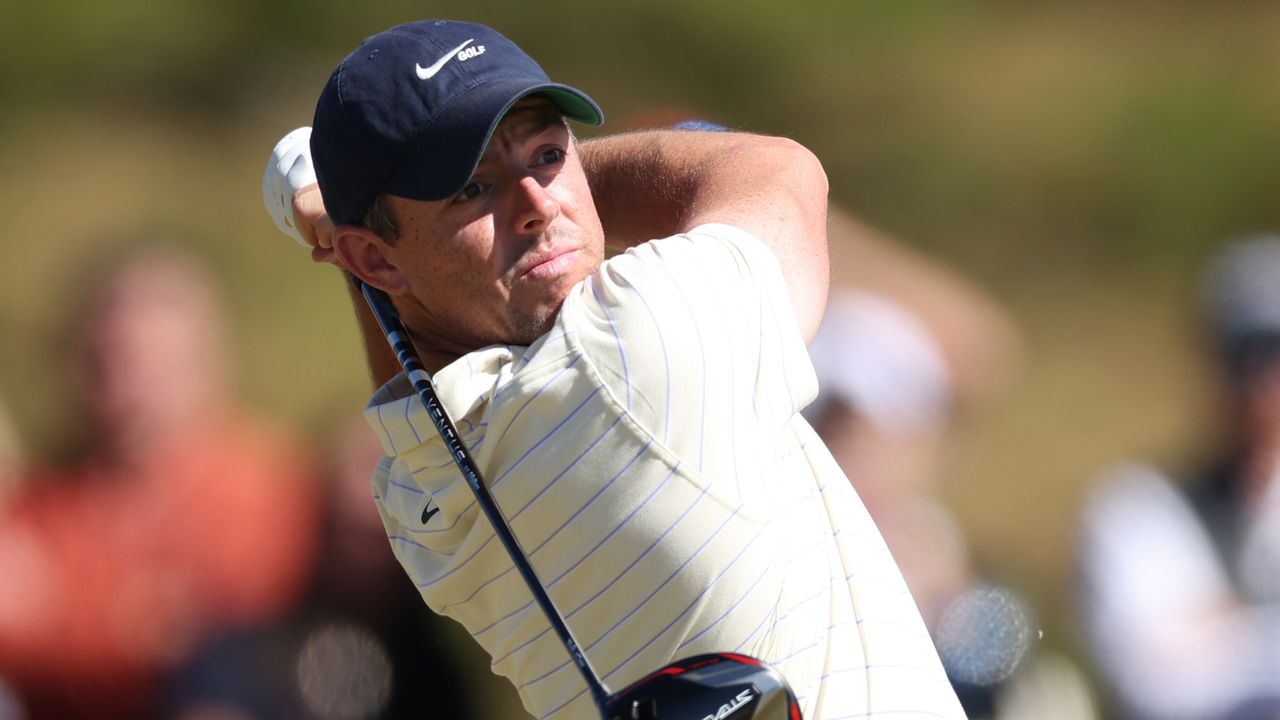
(678, 135, 829, 341)
(581, 131, 830, 341)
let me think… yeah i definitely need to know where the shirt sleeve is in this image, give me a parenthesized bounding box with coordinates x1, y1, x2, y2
(566, 222, 818, 494)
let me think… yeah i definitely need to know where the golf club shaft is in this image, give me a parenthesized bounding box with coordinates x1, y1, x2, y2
(356, 278, 612, 714)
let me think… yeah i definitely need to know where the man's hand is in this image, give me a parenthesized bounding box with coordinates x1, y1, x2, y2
(290, 184, 339, 266)
(263, 126, 340, 267)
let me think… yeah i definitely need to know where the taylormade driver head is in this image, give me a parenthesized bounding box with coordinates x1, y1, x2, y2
(604, 653, 800, 720)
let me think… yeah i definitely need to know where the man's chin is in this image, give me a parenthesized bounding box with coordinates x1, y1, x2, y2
(508, 247, 601, 344)
(508, 299, 565, 345)
(509, 268, 593, 344)
(508, 320, 554, 347)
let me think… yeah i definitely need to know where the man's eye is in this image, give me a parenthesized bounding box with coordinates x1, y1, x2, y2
(454, 182, 487, 203)
(536, 148, 566, 166)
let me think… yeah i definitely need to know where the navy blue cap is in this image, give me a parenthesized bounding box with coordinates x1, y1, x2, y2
(310, 20, 604, 226)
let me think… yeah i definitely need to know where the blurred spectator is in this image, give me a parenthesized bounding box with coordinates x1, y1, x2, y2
(811, 135, 1094, 720)
(0, 245, 322, 719)
(166, 412, 483, 720)
(805, 287, 966, 625)
(1076, 234, 1280, 720)
(806, 283, 1097, 720)
(808, 201, 1097, 720)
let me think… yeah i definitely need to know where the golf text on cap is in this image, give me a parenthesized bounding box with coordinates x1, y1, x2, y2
(415, 38, 487, 80)
(309, 20, 603, 225)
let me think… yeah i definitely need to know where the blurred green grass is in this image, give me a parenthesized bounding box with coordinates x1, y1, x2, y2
(1, 1, 1278, 713)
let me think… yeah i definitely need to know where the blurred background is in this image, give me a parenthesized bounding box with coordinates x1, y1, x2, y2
(1, 1, 1279, 718)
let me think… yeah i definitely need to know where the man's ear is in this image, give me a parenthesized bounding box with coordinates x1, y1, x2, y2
(332, 225, 410, 294)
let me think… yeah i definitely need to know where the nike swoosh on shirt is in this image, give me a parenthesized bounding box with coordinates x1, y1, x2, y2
(415, 39, 476, 80)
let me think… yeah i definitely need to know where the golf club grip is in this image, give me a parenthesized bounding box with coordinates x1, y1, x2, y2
(354, 278, 611, 713)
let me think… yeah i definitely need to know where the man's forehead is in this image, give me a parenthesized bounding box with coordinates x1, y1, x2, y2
(496, 96, 567, 136)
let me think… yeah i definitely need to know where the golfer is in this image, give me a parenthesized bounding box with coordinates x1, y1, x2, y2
(264, 19, 965, 720)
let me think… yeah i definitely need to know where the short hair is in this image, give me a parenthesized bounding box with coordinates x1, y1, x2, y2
(361, 194, 400, 244)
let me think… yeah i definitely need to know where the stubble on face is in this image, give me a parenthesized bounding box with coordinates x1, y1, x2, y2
(505, 223, 603, 344)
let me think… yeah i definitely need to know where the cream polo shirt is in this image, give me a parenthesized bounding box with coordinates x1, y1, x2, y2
(365, 223, 965, 720)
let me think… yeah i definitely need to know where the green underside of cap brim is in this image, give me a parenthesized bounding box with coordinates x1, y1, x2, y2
(536, 87, 604, 127)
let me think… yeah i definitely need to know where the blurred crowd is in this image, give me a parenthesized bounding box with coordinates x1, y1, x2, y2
(0, 179, 1277, 719)
(808, 220, 1280, 720)
(0, 246, 476, 720)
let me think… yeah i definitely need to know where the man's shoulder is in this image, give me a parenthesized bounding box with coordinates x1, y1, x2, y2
(594, 222, 779, 290)
(635, 222, 768, 257)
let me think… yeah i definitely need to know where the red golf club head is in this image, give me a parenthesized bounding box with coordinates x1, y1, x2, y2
(604, 653, 801, 720)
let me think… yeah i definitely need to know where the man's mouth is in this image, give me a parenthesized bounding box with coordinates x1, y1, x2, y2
(519, 247, 580, 281)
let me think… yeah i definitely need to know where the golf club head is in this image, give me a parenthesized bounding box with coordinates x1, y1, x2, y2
(603, 653, 801, 720)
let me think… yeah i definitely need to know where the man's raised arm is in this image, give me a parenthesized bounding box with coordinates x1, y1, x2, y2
(581, 129, 830, 341)
(266, 127, 831, 388)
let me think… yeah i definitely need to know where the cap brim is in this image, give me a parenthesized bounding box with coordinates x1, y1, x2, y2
(384, 79, 603, 202)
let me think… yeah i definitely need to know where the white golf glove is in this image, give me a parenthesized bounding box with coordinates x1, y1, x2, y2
(262, 126, 316, 248)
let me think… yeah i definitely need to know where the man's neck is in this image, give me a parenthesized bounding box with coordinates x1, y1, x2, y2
(408, 329, 461, 376)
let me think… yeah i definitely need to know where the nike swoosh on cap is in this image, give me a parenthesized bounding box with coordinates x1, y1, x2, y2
(415, 39, 476, 80)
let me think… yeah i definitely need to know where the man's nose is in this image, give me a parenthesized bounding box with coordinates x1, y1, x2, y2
(509, 175, 559, 235)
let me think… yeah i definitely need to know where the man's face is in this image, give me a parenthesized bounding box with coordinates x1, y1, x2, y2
(382, 97, 606, 351)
